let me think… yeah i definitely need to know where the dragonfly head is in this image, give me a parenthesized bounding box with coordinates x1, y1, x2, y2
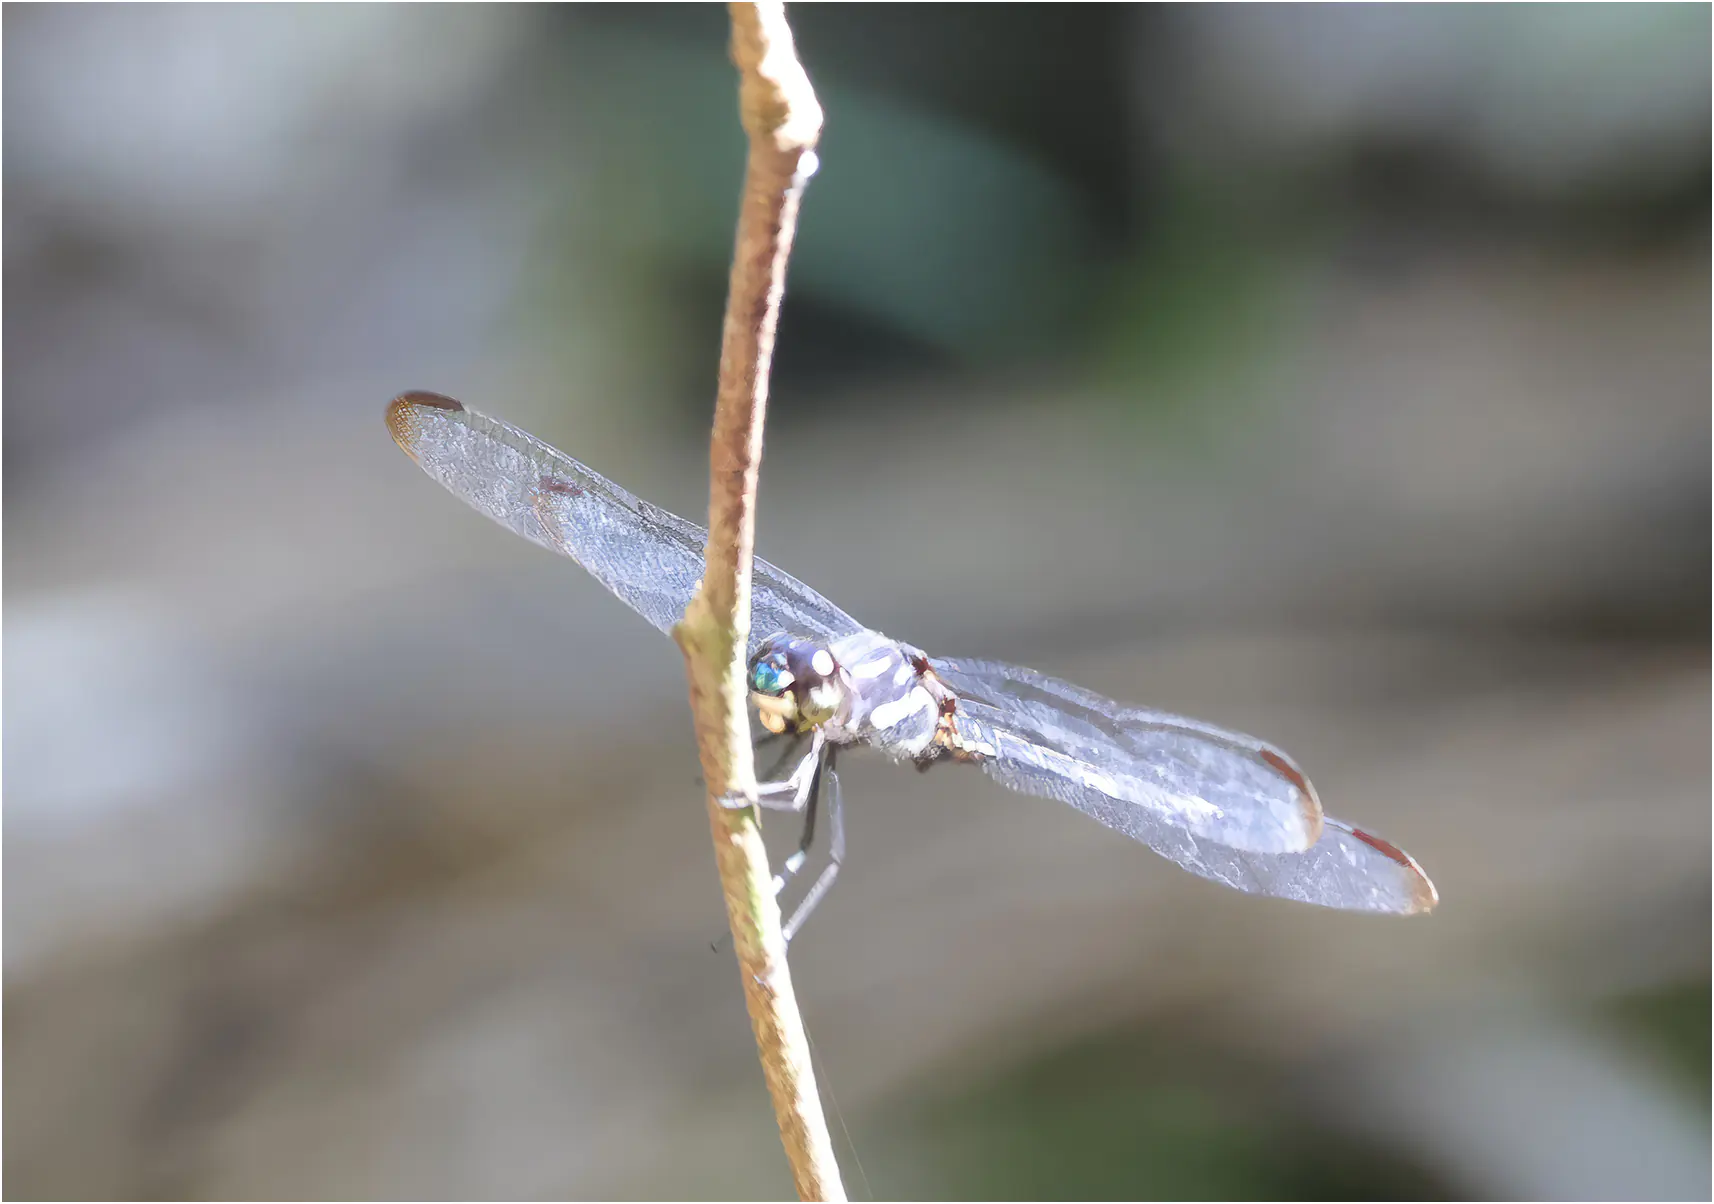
(748, 634, 842, 734)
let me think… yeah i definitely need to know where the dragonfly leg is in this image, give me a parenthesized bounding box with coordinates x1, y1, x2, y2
(782, 749, 844, 943)
(757, 730, 809, 783)
(722, 728, 824, 813)
(707, 742, 829, 953)
(697, 728, 793, 789)
(771, 745, 826, 897)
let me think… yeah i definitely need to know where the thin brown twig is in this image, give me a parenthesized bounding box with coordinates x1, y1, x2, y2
(669, 5, 843, 1201)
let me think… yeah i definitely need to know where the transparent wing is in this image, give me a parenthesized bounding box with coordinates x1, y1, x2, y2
(387, 393, 867, 648)
(934, 657, 1325, 855)
(935, 658, 1435, 912)
(1144, 811, 1435, 914)
(987, 722, 1432, 911)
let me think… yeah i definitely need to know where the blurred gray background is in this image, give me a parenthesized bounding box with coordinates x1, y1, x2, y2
(5, 5, 1709, 1199)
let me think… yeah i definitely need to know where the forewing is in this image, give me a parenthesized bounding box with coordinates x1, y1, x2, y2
(387, 393, 866, 647)
(935, 657, 1324, 855)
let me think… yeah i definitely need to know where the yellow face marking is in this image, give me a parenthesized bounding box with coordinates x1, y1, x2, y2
(753, 692, 797, 733)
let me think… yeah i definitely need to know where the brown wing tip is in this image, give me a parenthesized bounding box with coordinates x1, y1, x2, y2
(1343, 823, 1440, 914)
(385, 391, 464, 458)
(395, 390, 464, 412)
(1259, 747, 1326, 847)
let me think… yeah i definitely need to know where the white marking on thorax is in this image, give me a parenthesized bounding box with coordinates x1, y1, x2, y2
(850, 655, 893, 680)
(867, 688, 934, 732)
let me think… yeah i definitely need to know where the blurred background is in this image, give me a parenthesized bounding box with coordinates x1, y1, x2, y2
(5, 5, 1709, 1199)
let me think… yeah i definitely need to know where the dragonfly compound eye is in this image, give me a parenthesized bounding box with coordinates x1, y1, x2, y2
(749, 657, 793, 697)
(748, 640, 802, 733)
(746, 636, 844, 732)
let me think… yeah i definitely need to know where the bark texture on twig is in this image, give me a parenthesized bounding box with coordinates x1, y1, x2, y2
(670, 5, 842, 1200)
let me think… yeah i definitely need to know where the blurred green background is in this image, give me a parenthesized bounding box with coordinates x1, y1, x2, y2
(5, 5, 1708, 1199)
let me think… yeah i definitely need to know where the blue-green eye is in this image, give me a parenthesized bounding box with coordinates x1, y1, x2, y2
(751, 661, 791, 695)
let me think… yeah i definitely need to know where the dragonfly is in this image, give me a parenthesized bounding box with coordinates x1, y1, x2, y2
(387, 391, 1438, 939)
